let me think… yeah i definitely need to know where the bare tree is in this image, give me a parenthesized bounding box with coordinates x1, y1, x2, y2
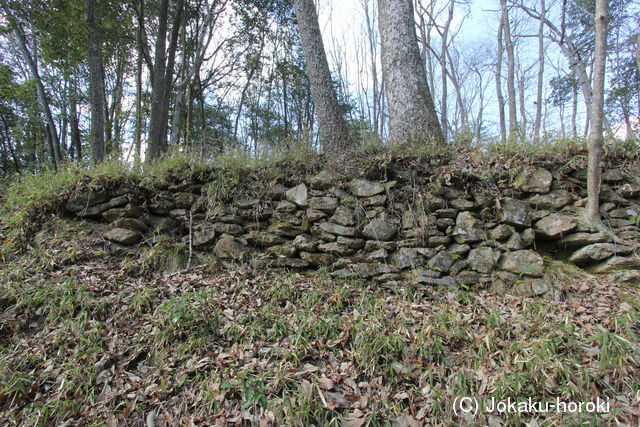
(496, 16, 507, 143)
(378, 0, 443, 145)
(500, 0, 518, 139)
(293, 0, 352, 154)
(586, 0, 607, 227)
(533, 0, 545, 142)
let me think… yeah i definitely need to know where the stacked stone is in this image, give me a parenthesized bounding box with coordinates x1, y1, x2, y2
(64, 164, 640, 293)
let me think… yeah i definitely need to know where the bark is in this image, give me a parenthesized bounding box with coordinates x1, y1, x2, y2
(586, 0, 606, 227)
(147, 0, 170, 161)
(496, 18, 507, 143)
(293, 0, 352, 154)
(440, 0, 455, 141)
(500, 0, 518, 139)
(533, 0, 545, 142)
(135, 20, 143, 166)
(378, 0, 443, 145)
(70, 91, 82, 161)
(86, 0, 106, 162)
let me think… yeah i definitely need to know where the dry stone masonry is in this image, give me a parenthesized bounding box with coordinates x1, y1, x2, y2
(63, 164, 640, 296)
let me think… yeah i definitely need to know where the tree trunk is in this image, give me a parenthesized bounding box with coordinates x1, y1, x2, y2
(293, 0, 352, 154)
(500, 0, 518, 139)
(7, 22, 61, 168)
(533, 0, 545, 142)
(147, 0, 170, 161)
(70, 91, 82, 161)
(135, 20, 143, 166)
(586, 0, 607, 226)
(378, 0, 443, 145)
(496, 18, 507, 143)
(86, 0, 106, 162)
(440, 0, 455, 141)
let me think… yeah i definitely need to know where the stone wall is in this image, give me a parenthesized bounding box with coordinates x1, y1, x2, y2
(63, 165, 640, 295)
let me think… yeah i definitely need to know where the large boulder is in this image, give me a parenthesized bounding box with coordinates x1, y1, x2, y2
(500, 198, 531, 228)
(500, 250, 544, 277)
(453, 211, 486, 243)
(319, 222, 358, 237)
(66, 189, 110, 213)
(428, 251, 454, 273)
(569, 243, 633, 266)
(467, 247, 501, 274)
(362, 218, 397, 241)
(192, 226, 217, 247)
(308, 170, 341, 189)
(528, 190, 574, 210)
(350, 179, 385, 197)
(214, 235, 251, 259)
(105, 227, 141, 245)
(535, 213, 577, 238)
(285, 184, 308, 207)
(331, 206, 356, 226)
(514, 168, 553, 193)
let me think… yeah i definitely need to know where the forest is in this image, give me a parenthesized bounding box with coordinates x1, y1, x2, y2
(1, 0, 640, 425)
(0, 0, 637, 172)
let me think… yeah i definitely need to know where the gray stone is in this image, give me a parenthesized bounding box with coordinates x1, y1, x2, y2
(435, 208, 458, 218)
(331, 206, 356, 226)
(362, 218, 397, 241)
(276, 200, 298, 213)
(391, 248, 421, 270)
(448, 243, 471, 256)
(112, 217, 147, 232)
(309, 197, 338, 212)
(412, 272, 457, 287)
(366, 248, 388, 262)
(319, 222, 358, 237)
(515, 168, 553, 193)
(285, 184, 308, 207)
(588, 256, 640, 273)
(401, 212, 415, 229)
(268, 221, 302, 237)
(490, 224, 513, 241)
(500, 198, 531, 228)
(174, 192, 195, 208)
(522, 228, 536, 246)
(450, 199, 476, 210)
(612, 270, 640, 284)
(78, 195, 129, 217)
(505, 232, 526, 250)
(453, 211, 486, 243)
(500, 250, 544, 277)
(600, 185, 625, 204)
(602, 169, 625, 183)
(317, 242, 354, 255)
(245, 231, 286, 247)
(66, 190, 110, 212)
(350, 179, 385, 197)
(293, 234, 318, 251)
(531, 280, 549, 295)
(214, 235, 251, 259)
(266, 244, 297, 257)
(364, 195, 387, 207)
(234, 197, 259, 208)
(364, 240, 397, 251)
(308, 170, 341, 190)
(105, 227, 141, 245)
(618, 182, 640, 198)
(213, 222, 244, 236)
(149, 197, 175, 215)
(428, 236, 451, 247)
(306, 208, 327, 221)
(559, 232, 609, 249)
(569, 243, 633, 265)
(467, 247, 501, 273)
(337, 236, 365, 249)
(169, 209, 187, 218)
(528, 190, 573, 210)
(455, 270, 480, 286)
(102, 203, 144, 222)
(193, 226, 216, 247)
(300, 252, 334, 266)
(428, 251, 454, 273)
(147, 216, 176, 234)
(535, 213, 577, 238)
